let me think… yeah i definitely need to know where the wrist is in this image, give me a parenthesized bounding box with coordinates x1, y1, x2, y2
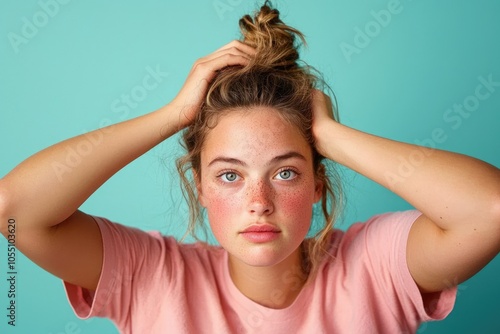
(159, 103, 190, 136)
(314, 119, 342, 159)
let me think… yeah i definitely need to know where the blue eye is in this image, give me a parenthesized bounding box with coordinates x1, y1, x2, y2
(275, 169, 297, 180)
(221, 172, 239, 182)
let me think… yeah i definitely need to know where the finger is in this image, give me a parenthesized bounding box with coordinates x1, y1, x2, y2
(206, 45, 255, 67)
(214, 40, 256, 56)
(192, 41, 255, 72)
(201, 46, 254, 64)
(193, 46, 254, 74)
(195, 53, 252, 81)
(313, 90, 332, 106)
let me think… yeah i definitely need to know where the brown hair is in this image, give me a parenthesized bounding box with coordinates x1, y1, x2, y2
(176, 1, 343, 276)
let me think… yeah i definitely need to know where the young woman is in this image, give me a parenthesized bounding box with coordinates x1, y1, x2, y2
(1, 3, 499, 333)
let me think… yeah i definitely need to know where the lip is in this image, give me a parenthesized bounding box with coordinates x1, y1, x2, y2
(240, 224, 281, 243)
(241, 224, 280, 233)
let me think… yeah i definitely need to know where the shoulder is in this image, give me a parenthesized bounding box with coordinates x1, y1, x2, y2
(317, 210, 456, 322)
(91, 215, 224, 266)
(355, 210, 422, 232)
(323, 210, 422, 256)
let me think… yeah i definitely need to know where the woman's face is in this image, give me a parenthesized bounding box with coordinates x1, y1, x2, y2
(198, 107, 322, 268)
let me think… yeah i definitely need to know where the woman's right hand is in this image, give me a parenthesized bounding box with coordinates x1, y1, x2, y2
(0, 40, 254, 293)
(169, 40, 256, 129)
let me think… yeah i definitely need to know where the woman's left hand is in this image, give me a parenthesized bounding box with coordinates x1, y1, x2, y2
(311, 89, 338, 157)
(310, 89, 500, 297)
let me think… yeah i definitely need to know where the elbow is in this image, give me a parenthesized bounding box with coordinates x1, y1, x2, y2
(0, 181, 12, 238)
(491, 189, 500, 250)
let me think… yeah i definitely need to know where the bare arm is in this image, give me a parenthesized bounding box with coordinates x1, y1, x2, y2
(0, 41, 255, 291)
(312, 91, 500, 293)
(1, 106, 179, 230)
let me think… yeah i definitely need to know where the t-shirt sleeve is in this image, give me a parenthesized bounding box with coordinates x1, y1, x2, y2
(349, 210, 457, 325)
(62, 215, 178, 326)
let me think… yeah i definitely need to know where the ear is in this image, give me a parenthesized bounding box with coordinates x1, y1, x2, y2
(314, 163, 325, 203)
(194, 170, 206, 207)
(314, 177, 323, 203)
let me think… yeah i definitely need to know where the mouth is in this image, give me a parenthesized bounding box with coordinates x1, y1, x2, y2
(241, 224, 280, 233)
(240, 224, 281, 243)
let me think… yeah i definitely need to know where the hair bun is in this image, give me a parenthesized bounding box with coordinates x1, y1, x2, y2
(239, 2, 305, 69)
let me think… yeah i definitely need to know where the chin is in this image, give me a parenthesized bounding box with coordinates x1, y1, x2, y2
(232, 244, 295, 267)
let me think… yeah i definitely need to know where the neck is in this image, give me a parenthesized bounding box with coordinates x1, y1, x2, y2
(228, 246, 308, 309)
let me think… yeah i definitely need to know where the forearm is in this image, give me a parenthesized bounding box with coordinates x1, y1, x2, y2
(0, 104, 181, 228)
(317, 120, 500, 232)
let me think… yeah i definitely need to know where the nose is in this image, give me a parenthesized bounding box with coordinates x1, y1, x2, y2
(247, 180, 275, 216)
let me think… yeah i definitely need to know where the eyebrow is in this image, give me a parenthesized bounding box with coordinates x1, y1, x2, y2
(207, 151, 307, 167)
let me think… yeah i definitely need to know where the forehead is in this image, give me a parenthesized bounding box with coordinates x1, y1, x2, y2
(201, 107, 312, 165)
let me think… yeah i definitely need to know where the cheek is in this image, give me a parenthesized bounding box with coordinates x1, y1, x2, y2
(278, 181, 316, 225)
(204, 186, 240, 238)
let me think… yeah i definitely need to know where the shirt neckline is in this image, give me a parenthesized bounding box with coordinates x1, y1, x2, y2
(220, 250, 313, 324)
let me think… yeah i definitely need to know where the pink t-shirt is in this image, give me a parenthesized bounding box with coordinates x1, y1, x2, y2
(63, 210, 457, 333)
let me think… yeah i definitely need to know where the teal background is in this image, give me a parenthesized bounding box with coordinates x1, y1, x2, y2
(1, 0, 499, 333)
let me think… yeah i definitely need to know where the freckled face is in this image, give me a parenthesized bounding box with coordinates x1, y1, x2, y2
(198, 107, 322, 267)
